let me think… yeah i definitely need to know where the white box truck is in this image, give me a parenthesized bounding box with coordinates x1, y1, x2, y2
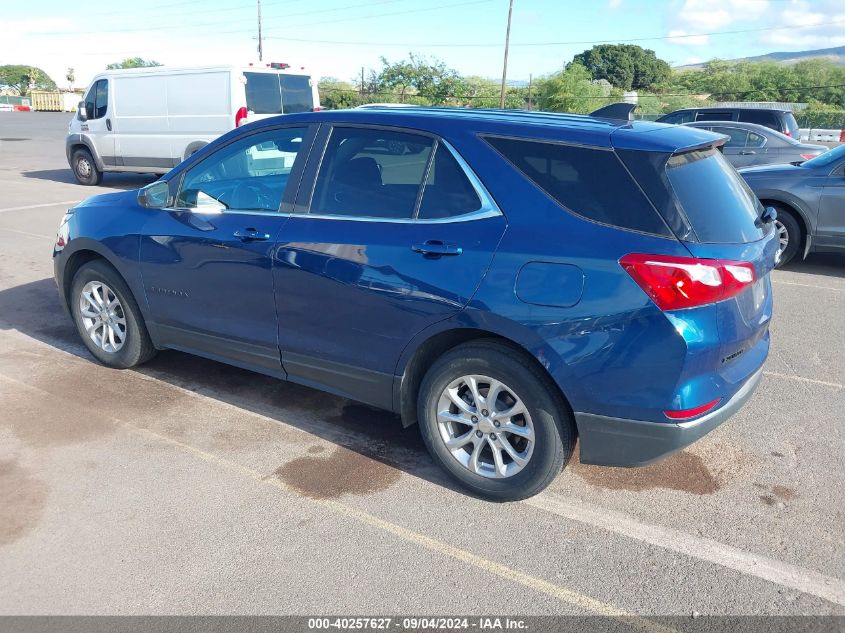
(66, 63, 320, 185)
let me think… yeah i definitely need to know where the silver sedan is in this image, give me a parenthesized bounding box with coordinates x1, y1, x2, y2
(683, 120, 828, 168)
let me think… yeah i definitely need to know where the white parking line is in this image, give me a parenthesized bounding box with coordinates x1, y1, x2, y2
(0, 227, 53, 239)
(763, 371, 843, 389)
(772, 280, 844, 292)
(526, 495, 845, 607)
(0, 200, 78, 214)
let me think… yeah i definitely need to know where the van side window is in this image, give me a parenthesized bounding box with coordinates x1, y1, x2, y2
(176, 127, 308, 212)
(484, 136, 670, 236)
(83, 80, 108, 120)
(696, 111, 733, 122)
(311, 127, 434, 219)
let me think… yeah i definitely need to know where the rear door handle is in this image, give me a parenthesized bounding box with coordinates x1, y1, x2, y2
(412, 240, 462, 257)
(233, 229, 271, 241)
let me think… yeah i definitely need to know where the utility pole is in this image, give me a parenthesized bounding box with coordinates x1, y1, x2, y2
(257, 0, 264, 62)
(360, 66, 365, 99)
(499, 0, 514, 109)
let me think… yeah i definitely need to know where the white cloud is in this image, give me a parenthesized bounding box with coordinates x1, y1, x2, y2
(608, 0, 624, 8)
(671, 0, 769, 31)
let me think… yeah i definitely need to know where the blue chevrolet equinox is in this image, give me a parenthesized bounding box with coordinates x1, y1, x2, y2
(54, 108, 778, 500)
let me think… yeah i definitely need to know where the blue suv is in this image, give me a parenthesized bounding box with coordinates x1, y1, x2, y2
(53, 108, 777, 500)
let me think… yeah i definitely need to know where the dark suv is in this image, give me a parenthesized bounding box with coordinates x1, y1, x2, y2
(658, 107, 800, 138)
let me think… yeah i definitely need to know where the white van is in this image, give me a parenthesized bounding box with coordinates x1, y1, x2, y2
(66, 63, 320, 185)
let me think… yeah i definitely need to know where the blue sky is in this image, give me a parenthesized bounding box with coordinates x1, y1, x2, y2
(2, 0, 843, 88)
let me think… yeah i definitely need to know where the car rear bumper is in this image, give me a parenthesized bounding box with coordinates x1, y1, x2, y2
(575, 367, 762, 467)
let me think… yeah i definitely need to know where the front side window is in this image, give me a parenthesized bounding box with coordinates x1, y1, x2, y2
(83, 80, 108, 120)
(712, 127, 748, 148)
(176, 127, 308, 212)
(484, 136, 669, 235)
(311, 127, 433, 219)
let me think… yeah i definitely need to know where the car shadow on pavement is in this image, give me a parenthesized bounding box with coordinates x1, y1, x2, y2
(780, 253, 845, 279)
(0, 277, 461, 495)
(21, 169, 157, 190)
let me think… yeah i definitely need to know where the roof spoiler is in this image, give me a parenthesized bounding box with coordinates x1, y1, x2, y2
(590, 102, 637, 121)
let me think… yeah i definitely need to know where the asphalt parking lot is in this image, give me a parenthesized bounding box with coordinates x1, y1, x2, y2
(1, 113, 844, 621)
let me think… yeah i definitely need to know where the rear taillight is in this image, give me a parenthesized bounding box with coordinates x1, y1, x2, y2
(800, 152, 820, 160)
(235, 106, 248, 127)
(620, 253, 756, 311)
(312, 106, 323, 112)
(784, 131, 792, 137)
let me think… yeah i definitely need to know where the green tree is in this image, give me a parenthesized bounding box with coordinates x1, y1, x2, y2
(106, 57, 163, 70)
(371, 54, 467, 105)
(535, 63, 609, 113)
(318, 77, 364, 110)
(573, 44, 670, 91)
(0, 65, 57, 96)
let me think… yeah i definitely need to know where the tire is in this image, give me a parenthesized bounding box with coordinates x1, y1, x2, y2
(773, 207, 801, 267)
(417, 340, 575, 501)
(71, 147, 103, 186)
(70, 260, 156, 368)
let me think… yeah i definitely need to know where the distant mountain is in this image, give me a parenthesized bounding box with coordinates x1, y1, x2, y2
(677, 46, 845, 69)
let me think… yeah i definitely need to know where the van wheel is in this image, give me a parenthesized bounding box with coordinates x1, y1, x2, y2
(70, 260, 156, 368)
(773, 207, 801, 267)
(417, 341, 575, 502)
(72, 148, 103, 186)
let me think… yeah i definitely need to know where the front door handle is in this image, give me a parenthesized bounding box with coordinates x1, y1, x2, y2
(739, 150, 756, 155)
(233, 228, 271, 242)
(412, 240, 462, 257)
(106, 118, 112, 131)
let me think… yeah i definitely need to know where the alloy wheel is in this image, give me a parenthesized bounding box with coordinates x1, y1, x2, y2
(78, 281, 126, 353)
(436, 374, 535, 479)
(775, 219, 789, 256)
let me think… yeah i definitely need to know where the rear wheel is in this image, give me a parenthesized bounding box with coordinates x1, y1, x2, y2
(417, 341, 575, 501)
(71, 148, 103, 186)
(773, 207, 801, 267)
(70, 260, 156, 368)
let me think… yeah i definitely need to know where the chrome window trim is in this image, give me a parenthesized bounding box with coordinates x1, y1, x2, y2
(301, 128, 503, 225)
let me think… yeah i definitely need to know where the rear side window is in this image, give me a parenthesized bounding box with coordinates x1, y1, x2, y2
(311, 127, 433, 219)
(696, 111, 733, 122)
(418, 144, 482, 219)
(666, 149, 765, 243)
(484, 136, 669, 236)
(738, 110, 779, 129)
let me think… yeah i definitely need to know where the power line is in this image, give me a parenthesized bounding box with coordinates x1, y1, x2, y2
(265, 19, 845, 47)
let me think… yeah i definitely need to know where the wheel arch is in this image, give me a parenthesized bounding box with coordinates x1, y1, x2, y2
(759, 197, 810, 259)
(60, 244, 150, 325)
(67, 134, 105, 171)
(394, 324, 576, 433)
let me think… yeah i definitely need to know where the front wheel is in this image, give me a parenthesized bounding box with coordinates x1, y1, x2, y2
(773, 208, 801, 267)
(417, 341, 575, 501)
(70, 260, 156, 368)
(71, 148, 103, 186)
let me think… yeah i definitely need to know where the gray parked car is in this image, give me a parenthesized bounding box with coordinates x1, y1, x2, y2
(740, 144, 845, 266)
(683, 121, 827, 168)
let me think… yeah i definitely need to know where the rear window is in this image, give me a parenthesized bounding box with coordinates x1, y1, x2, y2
(245, 72, 313, 114)
(484, 136, 670, 236)
(666, 149, 765, 243)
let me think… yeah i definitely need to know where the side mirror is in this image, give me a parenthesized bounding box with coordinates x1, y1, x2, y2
(77, 101, 88, 121)
(761, 206, 778, 224)
(137, 181, 171, 209)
